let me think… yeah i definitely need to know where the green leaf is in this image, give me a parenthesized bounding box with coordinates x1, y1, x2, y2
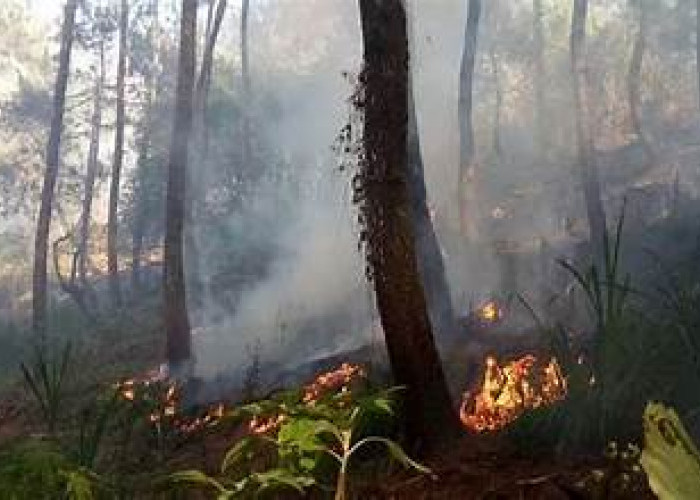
(170, 470, 230, 495)
(221, 436, 276, 475)
(277, 418, 341, 453)
(251, 468, 315, 495)
(640, 402, 700, 500)
(349, 437, 432, 475)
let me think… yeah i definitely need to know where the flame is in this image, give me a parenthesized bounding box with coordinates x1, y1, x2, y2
(302, 362, 365, 404)
(475, 300, 503, 325)
(115, 370, 228, 434)
(460, 355, 566, 432)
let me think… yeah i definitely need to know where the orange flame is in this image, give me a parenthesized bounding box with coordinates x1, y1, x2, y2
(302, 362, 365, 404)
(460, 355, 566, 432)
(477, 300, 502, 324)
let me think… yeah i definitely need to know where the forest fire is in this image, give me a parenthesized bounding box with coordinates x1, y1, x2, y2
(460, 355, 567, 432)
(478, 300, 502, 323)
(115, 375, 227, 434)
(302, 362, 366, 403)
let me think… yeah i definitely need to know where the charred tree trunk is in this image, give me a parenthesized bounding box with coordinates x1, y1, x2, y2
(78, 40, 105, 287)
(33, 0, 78, 337)
(533, 0, 546, 158)
(570, 0, 606, 260)
(241, 0, 252, 168)
(164, 0, 196, 376)
(108, 0, 128, 307)
(405, 5, 457, 343)
(357, 0, 460, 452)
(458, 0, 481, 239)
(628, 0, 653, 164)
(132, 0, 160, 293)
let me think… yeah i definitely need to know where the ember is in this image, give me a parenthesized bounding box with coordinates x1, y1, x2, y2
(460, 355, 566, 432)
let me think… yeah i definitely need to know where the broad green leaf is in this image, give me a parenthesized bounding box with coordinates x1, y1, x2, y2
(640, 402, 700, 500)
(252, 468, 315, 495)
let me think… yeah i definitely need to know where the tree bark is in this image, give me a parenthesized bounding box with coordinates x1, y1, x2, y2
(78, 39, 105, 286)
(533, 0, 546, 158)
(241, 0, 252, 167)
(570, 0, 606, 260)
(697, 0, 700, 111)
(164, 0, 196, 376)
(457, 0, 481, 239)
(108, 0, 128, 307)
(33, 0, 78, 337)
(357, 0, 460, 452)
(628, 0, 653, 164)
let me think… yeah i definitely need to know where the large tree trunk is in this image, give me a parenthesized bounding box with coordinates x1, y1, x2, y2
(405, 5, 457, 343)
(628, 0, 653, 164)
(533, 0, 546, 158)
(132, 0, 160, 293)
(240, 0, 252, 168)
(164, 0, 196, 377)
(570, 0, 606, 260)
(457, 0, 481, 239)
(78, 39, 105, 287)
(108, 0, 128, 307)
(357, 0, 460, 452)
(33, 0, 78, 337)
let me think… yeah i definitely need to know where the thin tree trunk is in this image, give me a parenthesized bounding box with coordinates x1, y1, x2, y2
(33, 0, 78, 337)
(78, 39, 105, 286)
(405, 3, 457, 343)
(108, 0, 128, 307)
(490, 50, 503, 162)
(697, 0, 700, 110)
(357, 0, 460, 451)
(571, 0, 606, 260)
(628, 0, 653, 164)
(195, 0, 227, 157)
(533, 0, 546, 159)
(132, 0, 160, 293)
(457, 0, 481, 239)
(241, 0, 252, 167)
(164, 0, 197, 377)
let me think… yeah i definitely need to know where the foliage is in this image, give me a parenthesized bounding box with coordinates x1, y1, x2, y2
(171, 385, 429, 499)
(0, 438, 102, 499)
(641, 402, 700, 500)
(20, 341, 73, 434)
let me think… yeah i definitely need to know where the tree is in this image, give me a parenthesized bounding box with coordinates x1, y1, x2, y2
(132, 0, 160, 292)
(457, 0, 481, 239)
(533, 0, 546, 159)
(241, 0, 252, 167)
(33, 0, 78, 337)
(107, 0, 128, 307)
(405, 3, 456, 343)
(356, 0, 460, 451)
(628, 0, 653, 164)
(77, 38, 106, 288)
(164, 0, 197, 377)
(570, 0, 606, 260)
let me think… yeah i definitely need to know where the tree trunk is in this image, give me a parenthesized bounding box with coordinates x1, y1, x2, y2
(697, 0, 700, 111)
(490, 50, 503, 162)
(196, 0, 226, 157)
(132, 0, 160, 293)
(78, 39, 105, 287)
(533, 0, 546, 159)
(628, 0, 653, 164)
(33, 0, 78, 337)
(405, 5, 457, 343)
(241, 0, 252, 168)
(164, 0, 196, 377)
(108, 0, 128, 307)
(570, 0, 606, 260)
(457, 0, 481, 239)
(357, 0, 460, 452)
